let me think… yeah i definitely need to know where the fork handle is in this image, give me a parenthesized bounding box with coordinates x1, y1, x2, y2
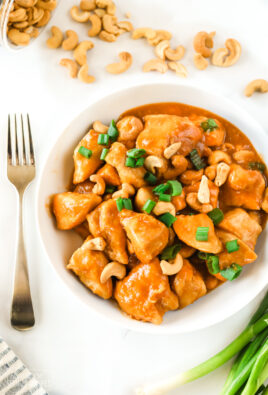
(11, 190, 35, 330)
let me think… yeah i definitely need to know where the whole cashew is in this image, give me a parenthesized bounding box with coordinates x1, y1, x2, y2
(73, 41, 94, 66)
(168, 61, 187, 78)
(59, 58, 78, 78)
(99, 30, 117, 42)
(186, 192, 213, 213)
(88, 14, 102, 37)
(46, 25, 63, 49)
(35, 10, 51, 27)
(214, 162, 230, 187)
(155, 40, 170, 60)
(143, 59, 168, 73)
(163, 142, 181, 159)
(36, 0, 57, 10)
(31, 6, 44, 23)
(148, 29, 172, 46)
(90, 175, 106, 194)
(70, 5, 90, 23)
(62, 30, 78, 51)
(132, 27, 156, 40)
(24, 26, 39, 38)
(197, 175, 210, 204)
(194, 53, 209, 70)
(80, 0, 96, 11)
(208, 150, 232, 165)
(96, 0, 115, 14)
(212, 38, 241, 67)
(106, 52, 132, 74)
(86, 237, 106, 251)
(144, 155, 165, 174)
(15, 0, 37, 7)
(100, 262, 126, 284)
(160, 252, 183, 275)
(7, 29, 30, 46)
(9, 8, 27, 22)
(244, 79, 268, 97)
(165, 45, 185, 61)
(13, 21, 28, 29)
(153, 202, 176, 216)
(78, 64, 96, 84)
(93, 120, 108, 133)
(204, 164, 217, 180)
(117, 21, 133, 32)
(112, 183, 135, 199)
(193, 31, 215, 58)
(102, 14, 119, 34)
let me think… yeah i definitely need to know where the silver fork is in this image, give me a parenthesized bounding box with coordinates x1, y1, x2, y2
(7, 114, 35, 331)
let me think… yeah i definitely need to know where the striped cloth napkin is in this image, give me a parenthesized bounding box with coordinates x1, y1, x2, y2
(0, 338, 47, 395)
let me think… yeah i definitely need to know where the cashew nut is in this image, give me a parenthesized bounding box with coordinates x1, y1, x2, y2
(7, 29, 30, 46)
(80, 0, 96, 11)
(60, 58, 78, 78)
(78, 64, 96, 84)
(214, 162, 230, 187)
(35, 10, 51, 27)
(148, 30, 172, 46)
(70, 5, 90, 23)
(96, 0, 115, 14)
(117, 21, 133, 32)
(163, 142, 181, 159)
(132, 27, 156, 40)
(244, 79, 268, 97)
(153, 202, 176, 216)
(165, 45, 185, 61)
(9, 8, 27, 22)
(31, 7, 44, 24)
(197, 175, 210, 204)
(186, 192, 213, 213)
(73, 41, 94, 66)
(15, 0, 37, 7)
(88, 14, 102, 37)
(46, 25, 63, 49)
(194, 53, 209, 70)
(168, 61, 187, 78)
(62, 30, 78, 51)
(93, 121, 108, 133)
(212, 38, 241, 67)
(144, 155, 165, 174)
(94, 8, 106, 18)
(112, 183, 135, 199)
(100, 262, 126, 284)
(24, 26, 39, 38)
(90, 175, 105, 194)
(160, 253, 183, 275)
(103, 14, 119, 34)
(86, 237, 106, 251)
(36, 0, 57, 11)
(208, 150, 232, 165)
(106, 52, 132, 74)
(205, 164, 217, 180)
(154, 40, 170, 60)
(143, 59, 168, 73)
(193, 31, 215, 58)
(13, 21, 28, 28)
(99, 30, 117, 42)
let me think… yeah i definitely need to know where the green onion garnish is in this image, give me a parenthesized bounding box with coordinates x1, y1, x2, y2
(196, 226, 209, 241)
(207, 255, 220, 274)
(220, 263, 242, 281)
(127, 148, 146, 159)
(158, 212, 177, 227)
(159, 194, 171, 202)
(198, 252, 211, 260)
(248, 162, 265, 173)
(189, 149, 205, 170)
(142, 199, 156, 214)
(153, 183, 169, 195)
(78, 146, 92, 158)
(160, 243, 182, 260)
(100, 148, 109, 160)
(105, 185, 116, 194)
(98, 134, 109, 145)
(125, 157, 136, 168)
(200, 118, 218, 132)
(116, 197, 124, 211)
(116, 197, 133, 211)
(226, 239, 239, 253)
(207, 208, 224, 225)
(135, 157, 145, 167)
(144, 171, 157, 185)
(167, 180, 182, 196)
(107, 120, 119, 142)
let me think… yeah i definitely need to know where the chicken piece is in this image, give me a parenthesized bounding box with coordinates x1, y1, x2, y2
(173, 214, 222, 253)
(261, 187, 268, 213)
(67, 236, 112, 299)
(97, 164, 121, 186)
(105, 142, 146, 188)
(222, 164, 265, 210)
(74, 180, 94, 194)
(172, 259, 207, 309)
(116, 116, 144, 149)
(134, 186, 156, 212)
(73, 129, 103, 184)
(87, 199, 128, 265)
(190, 115, 225, 147)
(184, 179, 219, 208)
(180, 169, 204, 185)
(114, 259, 179, 324)
(172, 190, 186, 212)
(136, 114, 202, 157)
(53, 192, 101, 230)
(119, 210, 169, 263)
(217, 208, 262, 250)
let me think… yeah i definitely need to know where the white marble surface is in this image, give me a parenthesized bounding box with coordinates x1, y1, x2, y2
(0, 0, 268, 394)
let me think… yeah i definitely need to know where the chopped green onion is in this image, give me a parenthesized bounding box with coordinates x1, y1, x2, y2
(220, 263, 242, 281)
(144, 171, 157, 185)
(135, 157, 145, 167)
(142, 199, 156, 214)
(127, 148, 146, 158)
(198, 252, 211, 260)
(122, 198, 133, 210)
(208, 208, 224, 225)
(159, 193, 171, 202)
(153, 183, 169, 195)
(160, 243, 182, 260)
(189, 149, 205, 170)
(248, 162, 265, 173)
(158, 212, 177, 227)
(207, 255, 220, 274)
(107, 120, 119, 142)
(200, 118, 218, 132)
(105, 185, 116, 194)
(116, 197, 124, 211)
(226, 239, 239, 253)
(196, 226, 209, 241)
(78, 146, 92, 158)
(125, 157, 136, 168)
(100, 148, 109, 160)
(98, 134, 109, 145)
(167, 180, 182, 196)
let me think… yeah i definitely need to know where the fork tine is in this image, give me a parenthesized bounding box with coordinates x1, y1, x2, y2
(14, 114, 19, 166)
(27, 114, 35, 165)
(21, 114, 27, 165)
(7, 115, 12, 165)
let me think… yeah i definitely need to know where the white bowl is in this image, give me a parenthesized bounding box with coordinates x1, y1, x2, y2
(37, 82, 268, 334)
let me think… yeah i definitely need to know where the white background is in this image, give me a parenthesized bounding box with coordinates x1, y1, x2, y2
(0, 0, 268, 394)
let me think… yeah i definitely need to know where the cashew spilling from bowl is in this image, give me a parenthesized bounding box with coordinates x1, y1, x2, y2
(155, 40, 170, 60)
(160, 252, 183, 275)
(244, 79, 268, 97)
(193, 31, 215, 58)
(62, 30, 78, 51)
(164, 142, 181, 159)
(93, 121, 108, 133)
(145, 155, 165, 174)
(112, 183, 135, 199)
(214, 162, 230, 187)
(70, 5, 90, 22)
(86, 237, 106, 251)
(106, 52, 132, 74)
(90, 175, 106, 194)
(88, 14, 102, 37)
(15, 0, 38, 7)
(102, 14, 120, 34)
(37, 0, 57, 11)
(46, 25, 63, 49)
(100, 262, 126, 284)
(168, 62, 187, 78)
(132, 27, 156, 40)
(153, 202, 176, 217)
(194, 53, 209, 70)
(143, 59, 168, 73)
(59, 58, 79, 78)
(73, 41, 94, 66)
(78, 64, 96, 84)
(99, 30, 117, 42)
(198, 175, 210, 204)
(7, 29, 31, 46)
(117, 21, 133, 32)
(212, 38, 241, 67)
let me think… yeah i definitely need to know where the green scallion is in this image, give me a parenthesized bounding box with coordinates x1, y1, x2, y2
(226, 239, 239, 253)
(153, 183, 169, 195)
(98, 134, 109, 145)
(100, 148, 109, 160)
(220, 263, 242, 281)
(144, 171, 157, 185)
(78, 146, 92, 158)
(127, 148, 146, 158)
(167, 180, 182, 196)
(248, 162, 265, 173)
(208, 208, 224, 225)
(122, 198, 133, 210)
(125, 157, 136, 168)
(200, 118, 218, 132)
(198, 252, 211, 260)
(142, 199, 156, 214)
(158, 212, 177, 227)
(159, 193, 171, 202)
(160, 243, 182, 260)
(116, 197, 124, 212)
(196, 226, 209, 241)
(107, 120, 119, 142)
(207, 255, 220, 274)
(135, 157, 145, 167)
(189, 149, 205, 170)
(105, 185, 116, 194)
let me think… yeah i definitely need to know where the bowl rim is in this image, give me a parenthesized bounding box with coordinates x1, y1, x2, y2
(36, 81, 268, 334)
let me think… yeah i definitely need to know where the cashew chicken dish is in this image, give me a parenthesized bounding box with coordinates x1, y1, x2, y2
(52, 102, 268, 325)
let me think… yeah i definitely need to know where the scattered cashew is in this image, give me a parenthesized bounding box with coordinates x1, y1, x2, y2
(100, 262, 126, 283)
(106, 52, 132, 74)
(88, 14, 102, 37)
(46, 25, 63, 49)
(194, 53, 209, 70)
(160, 253, 183, 275)
(117, 21, 133, 32)
(73, 41, 94, 66)
(99, 30, 117, 42)
(148, 30, 172, 46)
(80, 0, 96, 11)
(90, 175, 105, 194)
(193, 31, 215, 58)
(168, 61, 187, 78)
(244, 79, 268, 97)
(59, 58, 78, 78)
(165, 45, 185, 61)
(102, 14, 119, 34)
(36, 0, 57, 11)
(208, 150, 232, 165)
(143, 59, 168, 73)
(62, 30, 78, 51)
(212, 38, 241, 67)
(112, 183, 135, 199)
(145, 155, 165, 174)
(70, 5, 90, 23)
(132, 27, 156, 40)
(93, 121, 108, 133)
(94, 8, 106, 18)
(35, 9, 51, 27)
(78, 64, 96, 84)
(155, 40, 170, 60)
(163, 142, 182, 160)
(197, 175, 210, 204)
(7, 29, 30, 46)
(86, 237, 106, 251)
(153, 202, 176, 216)
(214, 162, 230, 187)
(186, 192, 213, 213)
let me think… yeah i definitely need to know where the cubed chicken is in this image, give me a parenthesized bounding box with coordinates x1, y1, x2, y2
(119, 210, 169, 263)
(116, 116, 144, 149)
(67, 236, 112, 299)
(172, 259, 207, 309)
(114, 259, 179, 324)
(97, 164, 121, 186)
(87, 199, 128, 265)
(184, 179, 219, 208)
(189, 115, 225, 147)
(73, 129, 103, 184)
(53, 192, 102, 230)
(173, 214, 222, 253)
